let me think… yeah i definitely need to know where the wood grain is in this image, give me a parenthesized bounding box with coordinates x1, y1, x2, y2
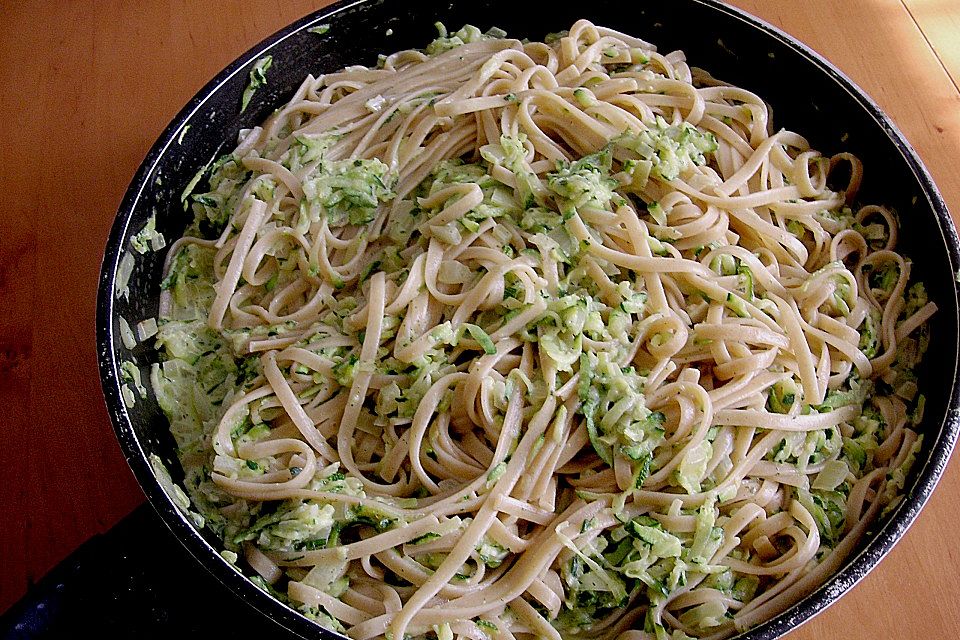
(902, 0, 960, 93)
(1, 1, 958, 637)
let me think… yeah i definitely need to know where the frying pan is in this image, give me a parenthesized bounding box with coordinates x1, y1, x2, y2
(92, 0, 960, 638)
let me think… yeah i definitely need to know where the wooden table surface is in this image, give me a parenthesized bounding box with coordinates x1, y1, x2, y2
(2, 0, 959, 636)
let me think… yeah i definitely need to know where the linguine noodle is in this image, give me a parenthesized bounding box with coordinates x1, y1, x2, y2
(151, 20, 935, 640)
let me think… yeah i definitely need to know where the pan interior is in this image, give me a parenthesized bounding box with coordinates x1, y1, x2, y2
(97, 1, 960, 638)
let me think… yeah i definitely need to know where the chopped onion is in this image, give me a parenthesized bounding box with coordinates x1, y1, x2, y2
(438, 260, 472, 284)
(118, 316, 137, 349)
(115, 252, 135, 300)
(136, 317, 159, 341)
(365, 94, 386, 112)
(812, 459, 849, 491)
(121, 384, 136, 408)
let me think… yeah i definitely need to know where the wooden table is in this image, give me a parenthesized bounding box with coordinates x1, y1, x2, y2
(2, 0, 959, 636)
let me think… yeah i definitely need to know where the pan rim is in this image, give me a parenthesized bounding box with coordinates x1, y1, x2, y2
(95, 1, 960, 638)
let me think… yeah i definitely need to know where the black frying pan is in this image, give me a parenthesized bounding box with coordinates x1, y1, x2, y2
(84, 0, 960, 638)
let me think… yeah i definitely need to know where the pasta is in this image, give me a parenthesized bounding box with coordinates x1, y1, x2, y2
(151, 20, 936, 640)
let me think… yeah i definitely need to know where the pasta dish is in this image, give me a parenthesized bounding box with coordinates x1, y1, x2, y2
(147, 20, 936, 640)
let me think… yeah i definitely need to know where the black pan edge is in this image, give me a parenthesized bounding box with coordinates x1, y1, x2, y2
(95, 1, 960, 639)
